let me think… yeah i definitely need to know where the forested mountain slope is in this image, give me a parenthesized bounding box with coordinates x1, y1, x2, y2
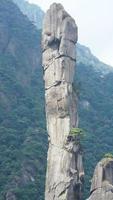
(76, 63, 113, 198)
(0, 0, 113, 199)
(13, 0, 44, 29)
(0, 0, 46, 199)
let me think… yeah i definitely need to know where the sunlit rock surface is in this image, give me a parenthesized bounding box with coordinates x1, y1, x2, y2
(42, 3, 84, 200)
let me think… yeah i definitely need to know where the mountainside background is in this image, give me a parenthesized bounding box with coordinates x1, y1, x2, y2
(0, 1, 46, 199)
(13, 0, 44, 29)
(0, 0, 113, 199)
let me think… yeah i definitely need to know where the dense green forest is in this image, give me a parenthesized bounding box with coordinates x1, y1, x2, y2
(0, 0, 113, 199)
(76, 63, 113, 198)
(0, 0, 47, 199)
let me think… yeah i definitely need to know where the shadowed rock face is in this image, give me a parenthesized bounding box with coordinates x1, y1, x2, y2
(42, 3, 84, 200)
(87, 158, 113, 200)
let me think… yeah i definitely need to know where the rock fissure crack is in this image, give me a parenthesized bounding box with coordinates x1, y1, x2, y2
(43, 53, 76, 67)
(55, 54, 76, 62)
(90, 185, 113, 195)
(45, 81, 62, 90)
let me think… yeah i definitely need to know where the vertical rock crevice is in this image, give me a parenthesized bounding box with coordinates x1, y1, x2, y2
(42, 3, 84, 200)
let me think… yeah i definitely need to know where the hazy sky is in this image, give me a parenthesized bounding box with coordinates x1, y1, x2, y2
(28, 0, 113, 66)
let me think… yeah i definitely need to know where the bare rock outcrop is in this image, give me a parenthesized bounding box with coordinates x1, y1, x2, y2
(87, 157, 113, 200)
(42, 3, 84, 200)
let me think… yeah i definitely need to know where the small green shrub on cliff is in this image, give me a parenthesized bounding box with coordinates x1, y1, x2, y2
(104, 153, 113, 159)
(69, 128, 84, 137)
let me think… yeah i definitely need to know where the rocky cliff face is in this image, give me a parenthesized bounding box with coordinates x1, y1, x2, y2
(42, 3, 84, 200)
(87, 158, 113, 200)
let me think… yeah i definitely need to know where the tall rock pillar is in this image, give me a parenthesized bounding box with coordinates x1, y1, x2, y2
(42, 3, 84, 200)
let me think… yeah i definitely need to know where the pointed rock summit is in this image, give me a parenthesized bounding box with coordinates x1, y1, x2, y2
(42, 3, 84, 200)
(87, 157, 113, 200)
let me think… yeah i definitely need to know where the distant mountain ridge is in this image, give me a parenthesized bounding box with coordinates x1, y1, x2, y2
(13, 0, 113, 75)
(77, 43, 113, 75)
(13, 0, 44, 29)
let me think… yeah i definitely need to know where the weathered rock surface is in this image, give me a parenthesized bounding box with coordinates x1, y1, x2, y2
(42, 3, 84, 200)
(87, 158, 113, 200)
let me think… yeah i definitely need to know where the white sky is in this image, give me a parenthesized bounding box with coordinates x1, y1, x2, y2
(28, 0, 113, 66)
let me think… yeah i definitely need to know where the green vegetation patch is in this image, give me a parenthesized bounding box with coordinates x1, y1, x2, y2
(104, 153, 113, 159)
(69, 128, 84, 137)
